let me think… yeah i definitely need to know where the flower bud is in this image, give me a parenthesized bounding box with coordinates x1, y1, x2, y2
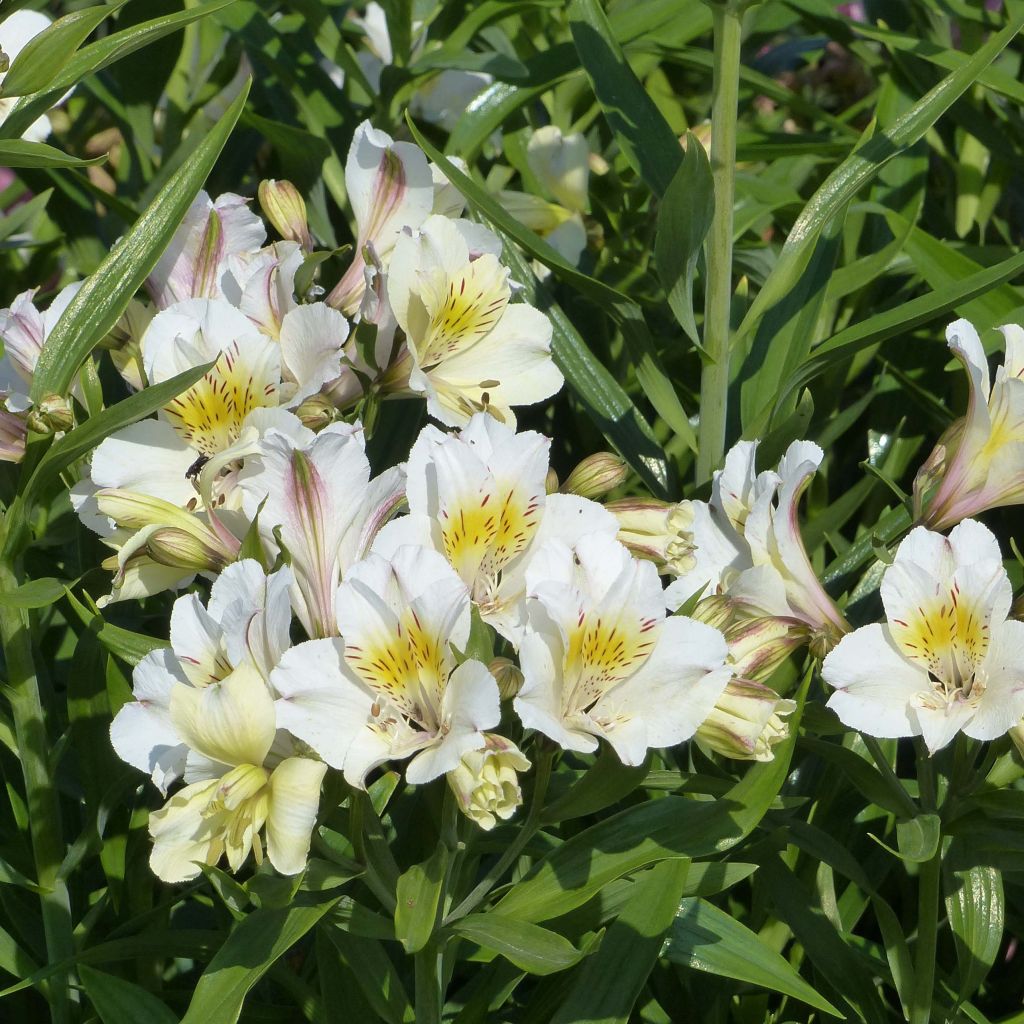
(560, 452, 628, 500)
(258, 179, 314, 250)
(0, 407, 27, 464)
(527, 126, 590, 213)
(144, 526, 233, 574)
(26, 393, 73, 435)
(605, 498, 697, 575)
(725, 615, 805, 683)
(696, 679, 796, 762)
(295, 393, 338, 432)
(446, 734, 531, 830)
(489, 657, 524, 701)
(545, 467, 560, 495)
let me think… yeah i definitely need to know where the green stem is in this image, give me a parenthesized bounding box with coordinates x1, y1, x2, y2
(910, 740, 941, 1024)
(414, 943, 444, 1024)
(695, 1, 744, 483)
(0, 558, 74, 1024)
(862, 735, 918, 818)
(443, 748, 553, 925)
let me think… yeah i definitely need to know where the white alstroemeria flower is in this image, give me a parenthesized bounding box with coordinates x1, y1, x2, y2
(526, 126, 591, 214)
(387, 214, 563, 426)
(238, 421, 405, 638)
(915, 319, 1024, 530)
(824, 521, 1024, 754)
(109, 560, 294, 792)
(375, 414, 616, 641)
(0, 282, 83, 407)
(495, 191, 587, 267)
(148, 664, 325, 882)
(0, 11, 67, 142)
(148, 191, 266, 309)
(83, 299, 331, 525)
(411, 69, 493, 133)
(664, 440, 848, 646)
(515, 533, 733, 764)
(446, 733, 530, 830)
(327, 121, 434, 314)
(271, 546, 500, 787)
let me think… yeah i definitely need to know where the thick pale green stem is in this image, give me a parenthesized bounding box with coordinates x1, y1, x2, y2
(0, 559, 74, 1023)
(414, 943, 444, 1024)
(910, 741, 940, 1024)
(696, 2, 744, 483)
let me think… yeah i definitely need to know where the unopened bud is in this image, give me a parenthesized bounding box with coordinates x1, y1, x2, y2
(489, 657, 523, 701)
(545, 468, 560, 494)
(605, 498, 697, 575)
(145, 526, 232, 574)
(560, 452, 628, 500)
(295, 393, 338, 432)
(696, 679, 796, 762)
(446, 734, 531, 830)
(527, 126, 590, 213)
(726, 616, 805, 682)
(258, 179, 314, 250)
(27, 394, 73, 435)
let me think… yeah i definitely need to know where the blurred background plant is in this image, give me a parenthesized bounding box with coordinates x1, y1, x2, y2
(1, 0, 1024, 1022)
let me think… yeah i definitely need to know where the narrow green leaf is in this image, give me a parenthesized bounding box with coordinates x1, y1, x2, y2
(655, 136, 714, 345)
(0, 2, 126, 98)
(450, 915, 583, 976)
(0, 0, 238, 139)
(735, 10, 1024, 354)
(64, 588, 168, 667)
(394, 845, 447, 953)
(946, 865, 1004, 1003)
(541, 749, 649, 823)
(568, 0, 682, 197)
(664, 897, 842, 1017)
(495, 672, 809, 923)
(79, 964, 180, 1024)
(30, 85, 249, 401)
(553, 859, 689, 1024)
(180, 894, 342, 1024)
(0, 140, 105, 169)
(323, 928, 412, 1024)
(0, 577, 65, 609)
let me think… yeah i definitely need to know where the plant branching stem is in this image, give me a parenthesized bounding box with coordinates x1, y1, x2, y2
(0, 558, 74, 1024)
(443, 748, 553, 925)
(696, 2, 743, 483)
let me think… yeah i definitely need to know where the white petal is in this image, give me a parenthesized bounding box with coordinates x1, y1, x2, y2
(823, 624, 925, 738)
(110, 649, 189, 792)
(406, 659, 498, 783)
(279, 303, 348, 405)
(266, 757, 328, 874)
(964, 619, 1024, 741)
(90, 419, 197, 506)
(170, 664, 277, 768)
(170, 593, 230, 687)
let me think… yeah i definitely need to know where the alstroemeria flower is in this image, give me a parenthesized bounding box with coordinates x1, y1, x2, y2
(915, 319, 1024, 530)
(823, 520, 1024, 754)
(446, 733, 530, 830)
(270, 546, 500, 787)
(148, 664, 325, 882)
(110, 559, 294, 793)
(0, 11, 66, 142)
(326, 121, 434, 314)
(237, 421, 405, 638)
(0, 282, 83, 407)
(494, 191, 587, 267)
(664, 440, 848, 648)
(515, 533, 733, 764)
(387, 214, 563, 426)
(526, 126, 591, 214)
(375, 414, 616, 641)
(148, 191, 266, 309)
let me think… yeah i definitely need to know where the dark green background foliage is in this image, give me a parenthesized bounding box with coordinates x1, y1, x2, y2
(1, 0, 1024, 1021)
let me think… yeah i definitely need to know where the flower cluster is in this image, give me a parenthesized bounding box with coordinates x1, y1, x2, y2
(9, 104, 1024, 887)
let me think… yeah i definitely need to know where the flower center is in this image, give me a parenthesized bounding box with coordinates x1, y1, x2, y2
(418, 255, 510, 367)
(890, 586, 990, 704)
(563, 612, 658, 713)
(163, 341, 279, 456)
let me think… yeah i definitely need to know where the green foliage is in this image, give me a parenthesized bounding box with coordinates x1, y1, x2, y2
(1, 1, 1024, 1023)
